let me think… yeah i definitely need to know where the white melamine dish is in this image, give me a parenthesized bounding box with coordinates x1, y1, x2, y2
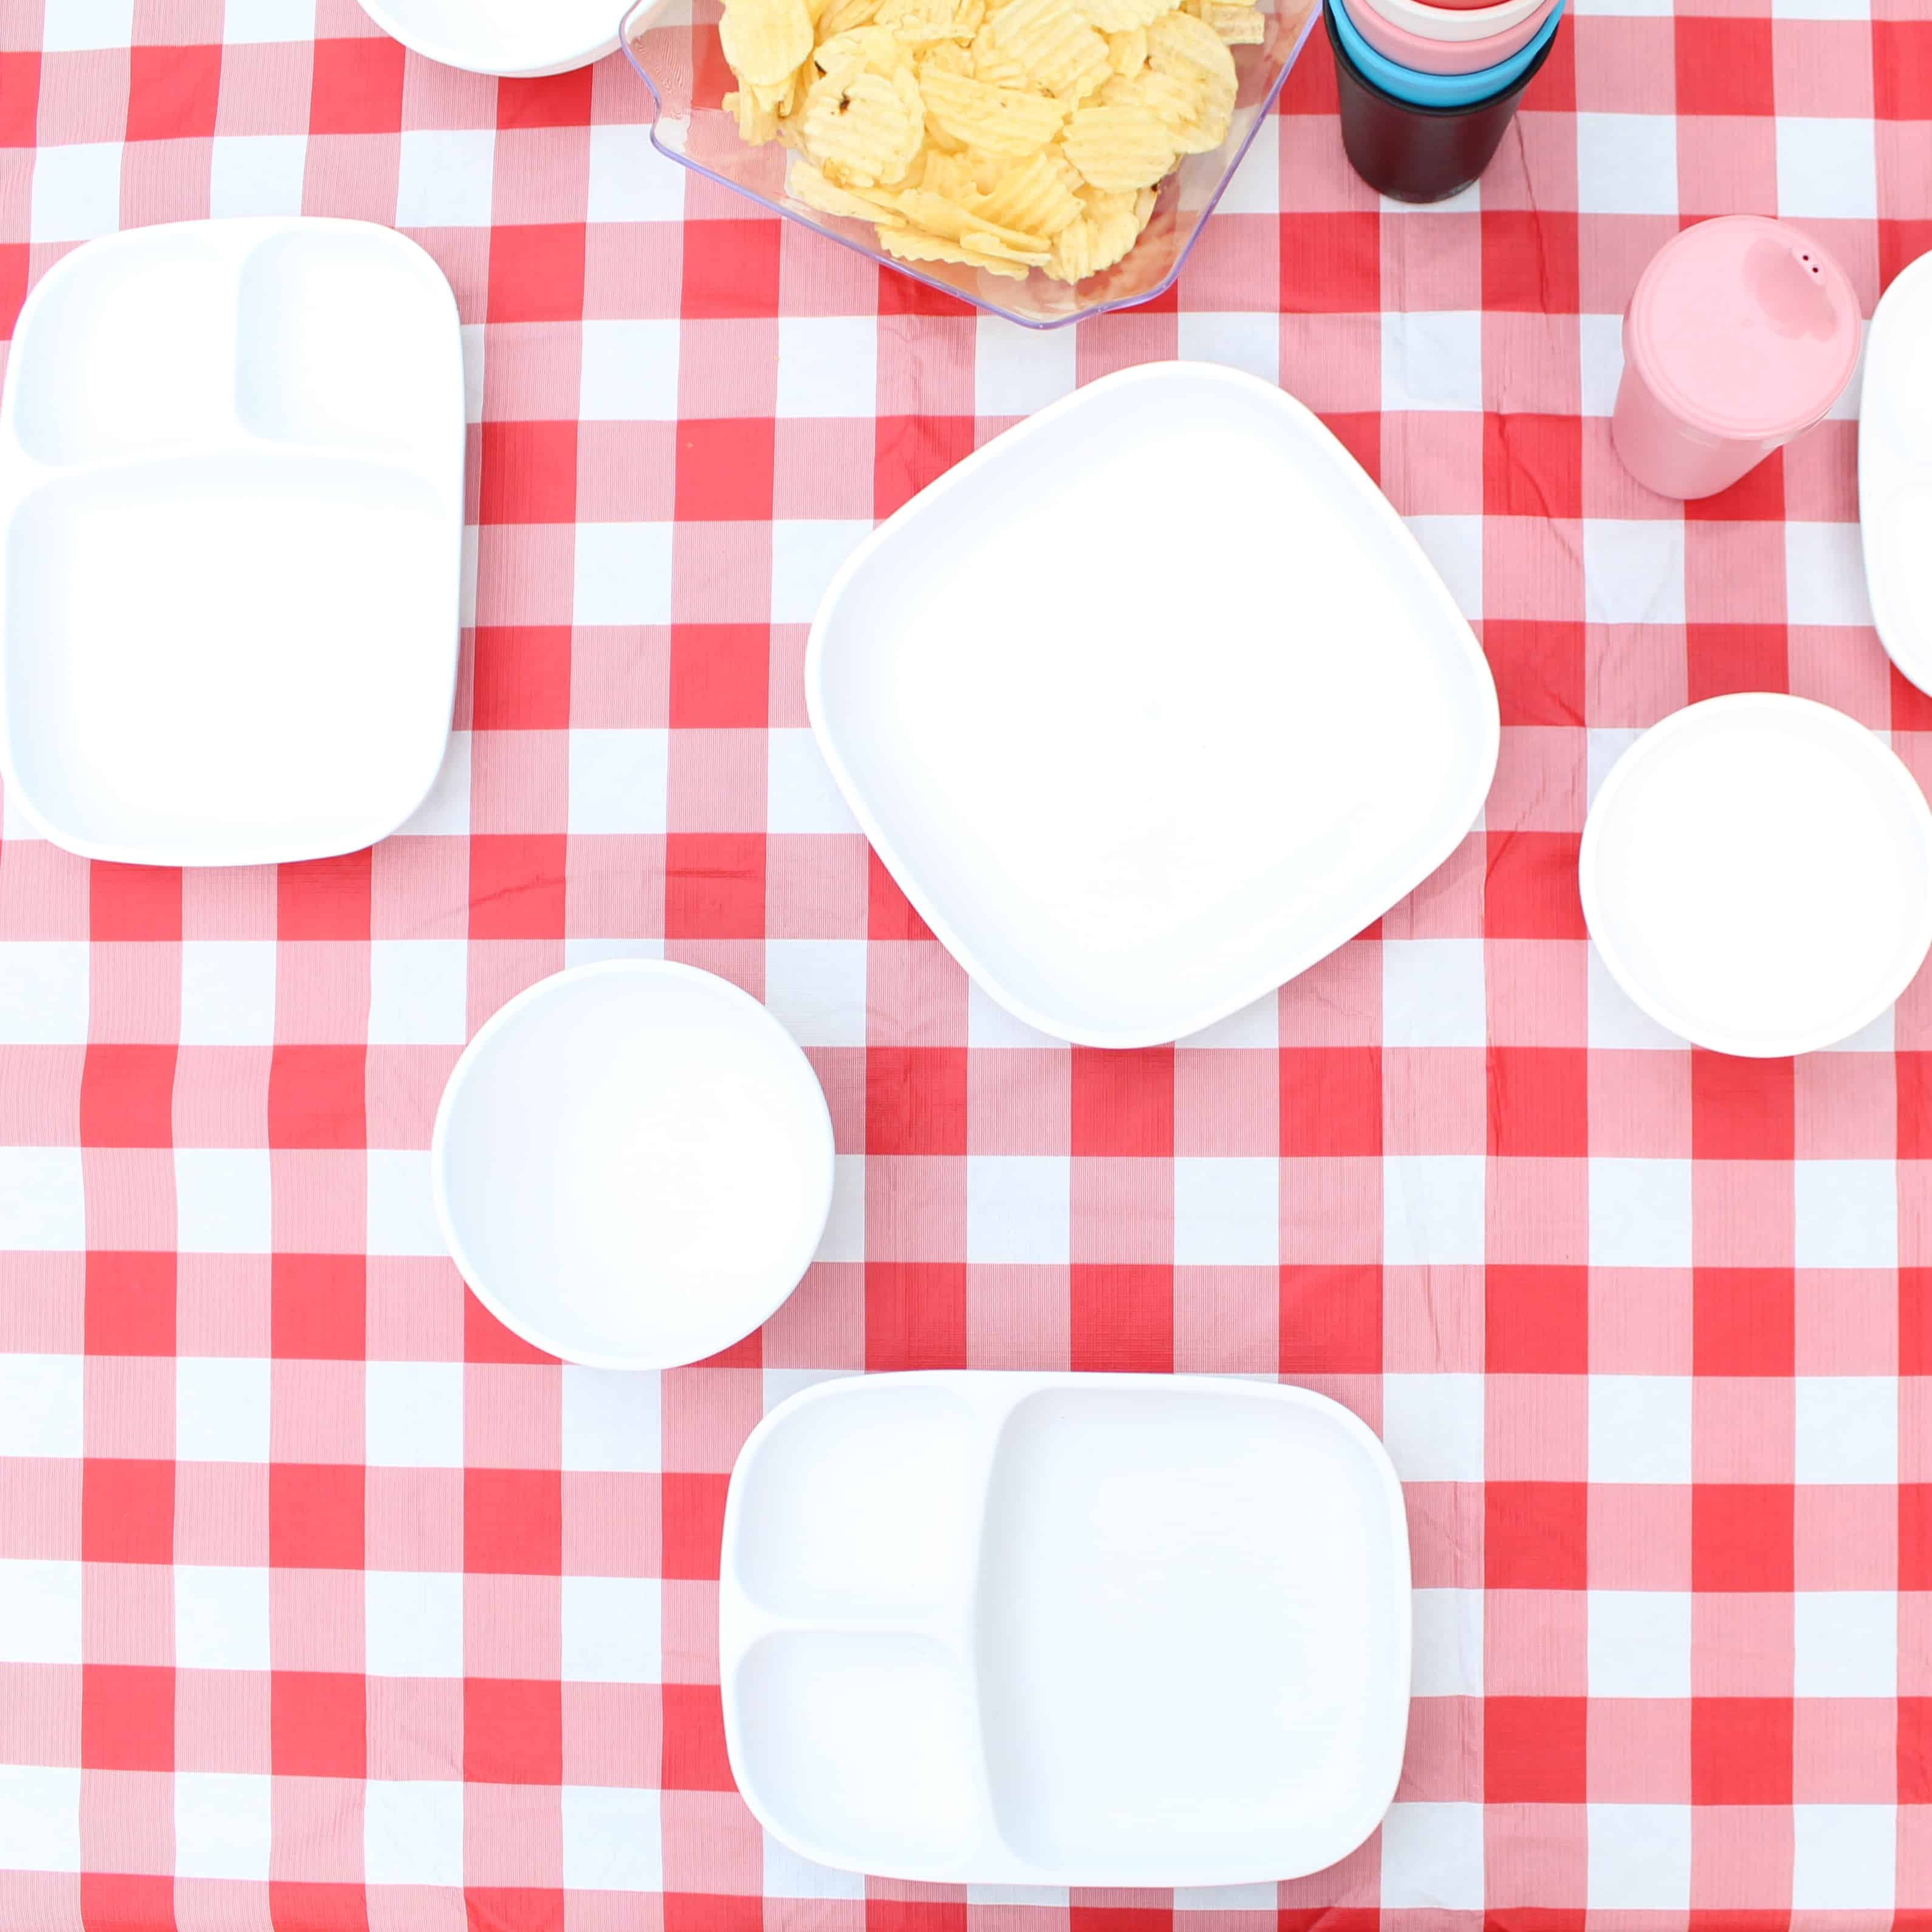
(1580, 693, 1932, 1057)
(806, 361, 1499, 1048)
(1862, 250, 1932, 696)
(0, 219, 463, 868)
(722, 1372, 1412, 1888)
(431, 961, 836, 1370)
(355, 0, 620, 75)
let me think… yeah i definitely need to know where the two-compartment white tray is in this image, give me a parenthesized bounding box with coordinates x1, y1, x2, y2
(0, 218, 465, 866)
(806, 361, 1500, 1049)
(1863, 250, 1932, 697)
(721, 1372, 1411, 1888)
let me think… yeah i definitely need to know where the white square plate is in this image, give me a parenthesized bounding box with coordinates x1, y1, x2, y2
(721, 1372, 1412, 1887)
(0, 218, 465, 866)
(806, 361, 1499, 1047)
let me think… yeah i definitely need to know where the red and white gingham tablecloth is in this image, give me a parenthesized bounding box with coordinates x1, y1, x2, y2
(1, 0, 1930, 1921)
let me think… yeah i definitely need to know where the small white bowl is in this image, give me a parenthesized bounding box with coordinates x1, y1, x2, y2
(356, 0, 620, 77)
(1355, 0, 1546, 45)
(1580, 693, 1932, 1058)
(431, 961, 835, 1369)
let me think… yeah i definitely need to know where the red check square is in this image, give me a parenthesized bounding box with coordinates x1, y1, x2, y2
(1874, 20, 1931, 118)
(676, 420, 775, 524)
(465, 1468, 563, 1575)
(866, 1048, 967, 1157)
(1278, 213, 1380, 313)
(269, 1046, 366, 1151)
(660, 1683, 736, 1791)
(867, 852, 936, 942)
(92, 866, 182, 942)
(0, 55, 38, 147)
(80, 1046, 176, 1150)
(278, 852, 372, 942)
(1072, 1049, 1174, 1158)
(272, 1256, 365, 1361)
(1675, 16, 1774, 114)
(270, 1465, 364, 1570)
(1486, 1265, 1586, 1373)
(488, 225, 588, 324)
(1485, 1696, 1588, 1803)
(1693, 1269, 1793, 1377)
(1481, 213, 1580, 315)
(1484, 833, 1587, 940)
(875, 414, 973, 519)
(1279, 1264, 1382, 1375)
(479, 422, 579, 526)
(1902, 1697, 1932, 1803)
(82, 1665, 173, 1772)
(84, 1253, 176, 1357)
(1487, 622, 1584, 728)
(1488, 1048, 1586, 1157)
(1692, 1053, 1793, 1160)
(1692, 1697, 1792, 1803)
(473, 628, 573, 731)
(83, 1459, 173, 1565)
(681, 221, 782, 320)
(465, 1678, 563, 1785)
(273, 1671, 366, 1778)
(665, 833, 766, 939)
(1693, 1484, 1793, 1592)
(469, 835, 568, 940)
(126, 44, 221, 140)
(308, 37, 405, 135)
(1070, 1264, 1173, 1372)
(498, 69, 594, 129)
(1486, 1482, 1586, 1588)
(1687, 625, 1789, 704)
(268, 1885, 370, 1932)
(660, 1473, 729, 1581)
(669, 626, 770, 729)
(1484, 415, 1583, 522)
(1281, 1048, 1382, 1157)
(865, 1261, 967, 1369)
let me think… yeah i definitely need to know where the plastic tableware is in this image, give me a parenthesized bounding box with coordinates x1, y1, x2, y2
(1860, 248, 1932, 694)
(1326, 0, 1562, 108)
(721, 1372, 1412, 1886)
(618, 0, 1318, 328)
(431, 961, 836, 1369)
(1580, 694, 1932, 1058)
(1612, 216, 1860, 500)
(1345, 0, 1555, 75)
(806, 362, 1499, 1049)
(354, 0, 619, 75)
(1326, 0, 1560, 200)
(0, 218, 464, 867)
(1358, 0, 1548, 46)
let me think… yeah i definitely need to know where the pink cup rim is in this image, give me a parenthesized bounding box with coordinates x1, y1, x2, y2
(1341, 0, 1554, 71)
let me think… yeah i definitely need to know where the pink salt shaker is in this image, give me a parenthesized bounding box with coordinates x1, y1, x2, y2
(1611, 216, 1860, 500)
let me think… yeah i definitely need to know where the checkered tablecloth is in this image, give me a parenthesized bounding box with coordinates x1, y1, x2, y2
(2, 0, 1930, 1922)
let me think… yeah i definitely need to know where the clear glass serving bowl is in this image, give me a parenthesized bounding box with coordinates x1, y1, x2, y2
(618, 0, 1318, 328)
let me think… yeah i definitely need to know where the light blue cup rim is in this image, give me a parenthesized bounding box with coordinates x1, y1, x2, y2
(1328, 0, 1565, 108)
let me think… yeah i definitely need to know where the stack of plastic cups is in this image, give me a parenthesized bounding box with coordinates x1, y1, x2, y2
(1324, 0, 1564, 202)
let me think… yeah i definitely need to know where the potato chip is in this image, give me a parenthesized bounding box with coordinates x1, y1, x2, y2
(720, 0, 815, 86)
(1145, 7, 1235, 146)
(1069, 0, 1168, 32)
(915, 147, 977, 197)
(1105, 24, 1146, 72)
(800, 64, 926, 184)
(816, 0, 882, 33)
(814, 22, 910, 80)
(968, 23, 1032, 85)
(974, 148, 1084, 235)
(1099, 63, 1199, 129)
(881, 225, 1032, 277)
(1183, 0, 1265, 42)
(918, 36, 975, 71)
(1060, 101, 1174, 188)
(919, 65, 1067, 154)
(880, 0, 986, 43)
(982, 0, 1111, 98)
(725, 89, 781, 142)
(788, 156, 905, 220)
(872, 183, 1050, 254)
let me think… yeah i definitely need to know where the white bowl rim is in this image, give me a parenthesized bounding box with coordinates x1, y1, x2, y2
(1578, 691, 1932, 1060)
(430, 957, 837, 1369)
(1353, 0, 1546, 46)
(356, 0, 621, 77)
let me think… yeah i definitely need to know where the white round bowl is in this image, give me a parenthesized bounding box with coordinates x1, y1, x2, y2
(432, 961, 835, 1368)
(1580, 693, 1932, 1058)
(355, 0, 620, 78)
(1356, 0, 1546, 45)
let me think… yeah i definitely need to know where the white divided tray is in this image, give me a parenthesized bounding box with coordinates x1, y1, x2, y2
(0, 218, 465, 866)
(1863, 249, 1932, 696)
(807, 360, 1500, 1049)
(721, 1373, 1411, 1887)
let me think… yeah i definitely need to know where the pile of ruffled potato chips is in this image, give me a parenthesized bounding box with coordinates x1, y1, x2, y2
(718, 0, 1263, 284)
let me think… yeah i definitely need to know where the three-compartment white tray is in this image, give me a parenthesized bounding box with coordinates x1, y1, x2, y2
(806, 361, 1500, 1049)
(721, 1372, 1412, 1888)
(1863, 250, 1932, 696)
(0, 218, 465, 866)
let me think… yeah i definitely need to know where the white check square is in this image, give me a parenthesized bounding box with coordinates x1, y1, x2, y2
(1380, 1801, 1483, 1910)
(575, 525, 675, 626)
(396, 130, 495, 229)
(770, 521, 871, 625)
(1380, 1374, 1484, 1482)
(587, 126, 687, 224)
(1411, 1588, 1482, 1696)
(562, 1786, 662, 1893)
(569, 728, 670, 837)
(1588, 1804, 1691, 1910)
(581, 320, 682, 422)
(975, 315, 1077, 419)
(0, 1766, 80, 1873)
(368, 940, 469, 1049)
(30, 145, 123, 244)
(562, 1575, 662, 1683)
(365, 1781, 464, 1887)
(967, 1156, 1070, 1265)
(1589, 1375, 1691, 1485)
(1173, 1156, 1278, 1266)
(0, 944, 87, 1045)
(1577, 113, 1677, 215)
(1587, 1590, 1690, 1697)
(1794, 1160, 1896, 1267)
(776, 318, 877, 420)
(562, 1365, 662, 1473)
(1776, 118, 1878, 222)
(174, 1566, 270, 1672)
(180, 941, 277, 1047)
(210, 136, 309, 219)
(176, 1358, 270, 1464)
(1794, 1591, 1896, 1697)
(1795, 1375, 1897, 1485)
(1792, 1804, 1894, 1911)
(1584, 521, 1686, 625)
(1383, 938, 1485, 1047)
(367, 1150, 446, 1258)
(366, 1361, 465, 1469)
(1786, 522, 1874, 626)
(1588, 944, 1684, 1049)
(222, 0, 317, 39)
(174, 1149, 272, 1254)
(764, 1832, 868, 1900)
(0, 1149, 86, 1253)
(0, 1354, 82, 1458)
(176, 1772, 271, 1880)
(43, 0, 134, 51)
(365, 1571, 464, 1678)
(769, 728, 860, 834)
(0, 1560, 81, 1665)
(763, 939, 867, 1049)
(1403, 516, 1482, 622)
(1589, 1159, 1690, 1267)
(1382, 312, 1482, 414)
(1384, 1155, 1485, 1266)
